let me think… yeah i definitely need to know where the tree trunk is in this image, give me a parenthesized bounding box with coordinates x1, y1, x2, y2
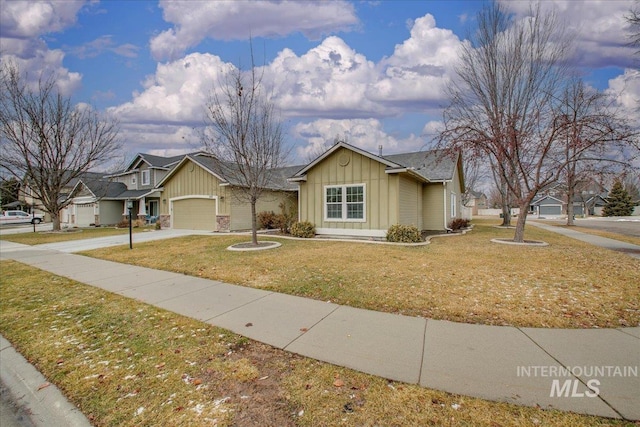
(513, 203, 530, 242)
(566, 190, 575, 226)
(501, 204, 511, 227)
(250, 199, 258, 245)
(51, 212, 61, 231)
(500, 181, 511, 227)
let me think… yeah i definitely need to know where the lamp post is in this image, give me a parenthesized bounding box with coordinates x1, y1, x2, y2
(126, 200, 133, 249)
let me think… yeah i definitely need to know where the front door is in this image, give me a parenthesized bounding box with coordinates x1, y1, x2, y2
(148, 200, 158, 217)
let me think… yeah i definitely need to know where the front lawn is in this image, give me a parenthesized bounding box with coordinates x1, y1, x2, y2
(0, 226, 156, 245)
(83, 220, 640, 329)
(0, 261, 628, 427)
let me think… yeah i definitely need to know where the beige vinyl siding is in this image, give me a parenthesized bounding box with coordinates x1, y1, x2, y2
(299, 147, 398, 232)
(98, 201, 124, 225)
(229, 189, 294, 231)
(160, 160, 229, 217)
(422, 183, 445, 230)
(399, 176, 421, 228)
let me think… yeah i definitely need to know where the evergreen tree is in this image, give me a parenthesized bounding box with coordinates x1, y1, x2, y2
(603, 180, 635, 216)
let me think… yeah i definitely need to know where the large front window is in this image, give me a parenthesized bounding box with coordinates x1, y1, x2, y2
(141, 170, 150, 186)
(325, 184, 365, 221)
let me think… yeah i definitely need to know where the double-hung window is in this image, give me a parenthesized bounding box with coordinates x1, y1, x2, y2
(141, 170, 150, 186)
(325, 184, 365, 221)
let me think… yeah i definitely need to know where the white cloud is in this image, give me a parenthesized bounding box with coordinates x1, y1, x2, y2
(606, 68, 640, 126)
(291, 118, 425, 162)
(108, 53, 234, 123)
(118, 123, 202, 158)
(150, 0, 358, 61)
(498, 0, 636, 69)
(367, 14, 461, 108)
(266, 36, 382, 118)
(0, 0, 85, 38)
(68, 36, 139, 59)
(0, 0, 86, 95)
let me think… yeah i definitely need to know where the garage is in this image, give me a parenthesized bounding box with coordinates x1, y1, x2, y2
(172, 198, 217, 231)
(539, 205, 562, 216)
(75, 203, 95, 226)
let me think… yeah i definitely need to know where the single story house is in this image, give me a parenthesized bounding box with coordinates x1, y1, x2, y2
(288, 142, 465, 238)
(530, 195, 564, 217)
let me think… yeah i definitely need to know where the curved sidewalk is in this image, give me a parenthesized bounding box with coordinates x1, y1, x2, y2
(529, 220, 640, 259)
(0, 239, 638, 421)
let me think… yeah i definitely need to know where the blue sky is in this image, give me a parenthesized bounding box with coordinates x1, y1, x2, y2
(1, 0, 638, 164)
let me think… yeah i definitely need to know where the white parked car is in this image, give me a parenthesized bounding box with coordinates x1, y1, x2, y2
(0, 210, 45, 225)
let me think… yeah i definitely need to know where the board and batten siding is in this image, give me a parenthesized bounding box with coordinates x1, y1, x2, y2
(160, 160, 229, 217)
(98, 200, 124, 225)
(298, 147, 399, 236)
(422, 183, 445, 230)
(399, 175, 422, 229)
(229, 189, 295, 231)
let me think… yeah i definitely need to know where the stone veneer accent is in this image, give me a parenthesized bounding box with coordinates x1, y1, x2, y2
(159, 214, 171, 229)
(216, 215, 230, 232)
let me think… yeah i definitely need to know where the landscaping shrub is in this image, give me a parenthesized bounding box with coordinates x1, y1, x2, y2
(257, 211, 277, 229)
(116, 219, 129, 229)
(290, 221, 316, 238)
(448, 218, 471, 231)
(386, 224, 422, 243)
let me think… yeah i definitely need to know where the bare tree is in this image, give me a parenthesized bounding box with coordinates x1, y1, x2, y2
(460, 155, 489, 206)
(627, 2, 640, 54)
(438, 2, 574, 242)
(201, 51, 287, 245)
(557, 78, 638, 226)
(0, 62, 121, 230)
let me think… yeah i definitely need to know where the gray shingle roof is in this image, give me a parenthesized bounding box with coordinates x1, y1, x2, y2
(188, 155, 302, 191)
(384, 149, 457, 181)
(82, 178, 128, 199)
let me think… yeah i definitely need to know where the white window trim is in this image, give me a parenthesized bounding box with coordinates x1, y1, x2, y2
(323, 183, 366, 222)
(141, 170, 150, 186)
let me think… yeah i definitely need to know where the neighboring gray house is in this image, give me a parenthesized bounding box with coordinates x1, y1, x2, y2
(530, 195, 564, 217)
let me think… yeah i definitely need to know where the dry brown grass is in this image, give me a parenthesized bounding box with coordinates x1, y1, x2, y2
(1, 261, 632, 427)
(82, 220, 640, 329)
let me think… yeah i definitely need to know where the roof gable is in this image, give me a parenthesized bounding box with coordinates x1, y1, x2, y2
(290, 142, 402, 181)
(289, 142, 460, 184)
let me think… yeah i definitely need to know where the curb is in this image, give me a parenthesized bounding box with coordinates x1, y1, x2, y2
(0, 335, 92, 427)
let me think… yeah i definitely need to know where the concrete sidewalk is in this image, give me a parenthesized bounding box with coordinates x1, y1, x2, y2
(529, 220, 640, 259)
(1, 240, 638, 421)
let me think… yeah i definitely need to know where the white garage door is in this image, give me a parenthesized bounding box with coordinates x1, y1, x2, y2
(75, 203, 95, 226)
(172, 198, 217, 231)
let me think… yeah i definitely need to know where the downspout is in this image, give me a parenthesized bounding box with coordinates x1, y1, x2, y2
(443, 182, 453, 233)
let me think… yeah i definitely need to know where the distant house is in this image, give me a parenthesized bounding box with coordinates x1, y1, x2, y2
(288, 142, 465, 238)
(530, 179, 609, 218)
(464, 191, 488, 216)
(530, 195, 564, 217)
(64, 177, 128, 226)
